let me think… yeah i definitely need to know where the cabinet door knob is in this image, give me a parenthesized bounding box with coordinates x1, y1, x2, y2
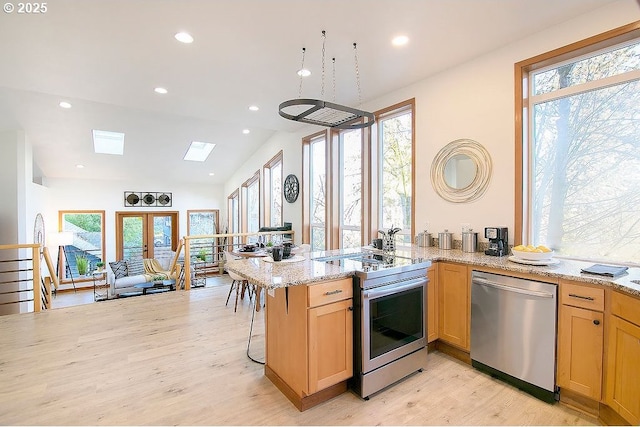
(348, 306, 354, 311)
(593, 319, 600, 326)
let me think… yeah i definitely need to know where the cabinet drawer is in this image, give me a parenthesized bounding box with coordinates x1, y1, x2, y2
(560, 281, 604, 311)
(308, 278, 353, 308)
(611, 290, 640, 327)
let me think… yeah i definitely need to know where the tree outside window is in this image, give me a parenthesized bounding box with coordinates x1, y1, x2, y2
(380, 110, 412, 244)
(527, 39, 640, 264)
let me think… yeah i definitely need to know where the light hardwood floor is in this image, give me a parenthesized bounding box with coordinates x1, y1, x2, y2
(1, 278, 597, 425)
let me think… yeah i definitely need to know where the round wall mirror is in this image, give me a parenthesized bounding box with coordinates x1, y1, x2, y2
(431, 139, 492, 203)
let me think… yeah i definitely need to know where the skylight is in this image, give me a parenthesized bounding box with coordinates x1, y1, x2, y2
(92, 130, 124, 155)
(184, 141, 215, 162)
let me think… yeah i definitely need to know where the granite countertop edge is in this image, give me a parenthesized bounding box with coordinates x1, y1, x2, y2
(224, 246, 640, 297)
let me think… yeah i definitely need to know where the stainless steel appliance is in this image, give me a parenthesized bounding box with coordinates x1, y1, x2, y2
(313, 251, 431, 399)
(484, 226, 508, 256)
(471, 271, 558, 402)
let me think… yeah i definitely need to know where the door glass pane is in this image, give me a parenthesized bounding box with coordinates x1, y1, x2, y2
(153, 215, 173, 258)
(122, 216, 143, 260)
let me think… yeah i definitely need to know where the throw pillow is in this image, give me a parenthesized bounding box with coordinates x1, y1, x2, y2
(126, 258, 145, 276)
(109, 260, 128, 279)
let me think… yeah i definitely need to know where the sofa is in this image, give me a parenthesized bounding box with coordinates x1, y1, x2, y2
(108, 253, 180, 297)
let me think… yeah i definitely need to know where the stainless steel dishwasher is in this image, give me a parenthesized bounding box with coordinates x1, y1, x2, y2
(470, 270, 558, 402)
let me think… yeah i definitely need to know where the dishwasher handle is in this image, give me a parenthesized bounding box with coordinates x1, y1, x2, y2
(473, 277, 554, 299)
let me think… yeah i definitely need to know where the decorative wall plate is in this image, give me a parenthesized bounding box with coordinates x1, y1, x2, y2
(124, 192, 172, 207)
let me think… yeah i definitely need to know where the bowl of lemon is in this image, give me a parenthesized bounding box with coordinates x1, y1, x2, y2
(511, 244, 554, 261)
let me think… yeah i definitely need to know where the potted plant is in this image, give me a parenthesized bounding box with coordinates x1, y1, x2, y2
(95, 261, 105, 272)
(75, 254, 89, 276)
(197, 249, 207, 262)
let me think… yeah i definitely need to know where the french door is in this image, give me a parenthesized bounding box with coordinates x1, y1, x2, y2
(115, 212, 179, 261)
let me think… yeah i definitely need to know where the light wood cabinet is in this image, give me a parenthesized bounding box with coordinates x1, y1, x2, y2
(427, 264, 438, 343)
(605, 291, 640, 425)
(437, 262, 469, 350)
(557, 280, 605, 401)
(265, 278, 353, 410)
(308, 298, 353, 393)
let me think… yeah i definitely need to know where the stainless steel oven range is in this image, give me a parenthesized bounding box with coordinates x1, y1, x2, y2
(316, 252, 431, 399)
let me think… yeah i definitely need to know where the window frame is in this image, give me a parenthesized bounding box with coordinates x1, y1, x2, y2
(57, 210, 105, 284)
(302, 131, 329, 250)
(263, 151, 283, 227)
(241, 170, 261, 242)
(227, 189, 240, 248)
(514, 21, 640, 246)
(374, 99, 415, 245)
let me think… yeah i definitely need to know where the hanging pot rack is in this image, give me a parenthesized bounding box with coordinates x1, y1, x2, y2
(278, 31, 375, 129)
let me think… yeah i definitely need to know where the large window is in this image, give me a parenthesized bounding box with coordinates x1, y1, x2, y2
(340, 128, 362, 248)
(264, 151, 283, 227)
(517, 23, 640, 265)
(58, 211, 105, 281)
(309, 134, 327, 250)
(302, 100, 414, 250)
(242, 171, 260, 242)
(378, 104, 413, 244)
(227, 189, 240, 247)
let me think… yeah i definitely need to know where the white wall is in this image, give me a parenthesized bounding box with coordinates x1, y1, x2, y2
(44, 177, 225, 262)
(223, 129, 308, 244)
(226, 0, 640, 246)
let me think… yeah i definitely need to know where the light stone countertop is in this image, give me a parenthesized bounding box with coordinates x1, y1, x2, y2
(225, 245, 640, 297)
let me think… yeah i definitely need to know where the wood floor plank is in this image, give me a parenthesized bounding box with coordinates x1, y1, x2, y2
(0, 280, 596, 425)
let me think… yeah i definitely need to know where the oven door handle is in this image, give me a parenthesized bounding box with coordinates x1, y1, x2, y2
(364, 278, 426, 300)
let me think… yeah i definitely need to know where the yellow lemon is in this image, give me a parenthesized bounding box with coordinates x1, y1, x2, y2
(513, 245, 525, 251)
(537, 245, 552, 253)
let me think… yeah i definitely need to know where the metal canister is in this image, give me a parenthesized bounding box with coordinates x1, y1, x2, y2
(462, 230, 478, 253)
(416, 232, 431, 247)
(438, 230, 453, 250)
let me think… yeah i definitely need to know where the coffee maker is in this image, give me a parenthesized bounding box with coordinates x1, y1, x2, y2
(484, 227, 508, 256)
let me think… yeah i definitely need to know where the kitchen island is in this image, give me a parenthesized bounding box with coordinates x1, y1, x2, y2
(226, 252, 358, 410)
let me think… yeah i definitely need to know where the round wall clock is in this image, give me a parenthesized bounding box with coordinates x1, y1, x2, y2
(284, 174, 299, 203)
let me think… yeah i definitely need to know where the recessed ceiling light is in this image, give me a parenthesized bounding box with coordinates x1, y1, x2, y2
(297, 68, 311, 77)
(209, 172, 215, 176)
(242, 129, 250, 134)
(92, 129, 125, 155)
(175, 32, 194, 43)
(248, 105, 259, 111)
(184, 141, 215, 162)
(154, 87, 168, 94)
(76, 164, 84, 169)
(59, 101, 72, 109)
(392, 35, 409, 46)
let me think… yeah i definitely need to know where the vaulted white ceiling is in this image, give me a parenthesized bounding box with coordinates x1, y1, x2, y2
(0, 0, 618, 185)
